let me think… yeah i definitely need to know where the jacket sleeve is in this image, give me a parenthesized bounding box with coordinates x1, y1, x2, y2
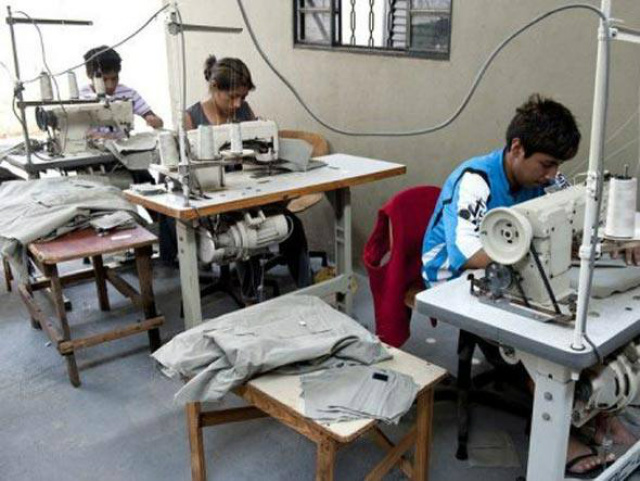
(442, 171, 491, 273)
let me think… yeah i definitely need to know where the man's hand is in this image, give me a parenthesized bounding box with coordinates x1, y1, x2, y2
(611, 244, 640, 266)
(144, 113, 164, 129)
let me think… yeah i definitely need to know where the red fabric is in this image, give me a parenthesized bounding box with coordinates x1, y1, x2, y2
(363, 186, 441, 347)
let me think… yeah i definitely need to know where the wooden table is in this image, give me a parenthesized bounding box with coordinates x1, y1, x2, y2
(124, 154, 406, 329)
(186, 347, 447, 481)
(18, 225, 164, 386)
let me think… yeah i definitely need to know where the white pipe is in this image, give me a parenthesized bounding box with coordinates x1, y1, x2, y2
(572, 0, 612, 351)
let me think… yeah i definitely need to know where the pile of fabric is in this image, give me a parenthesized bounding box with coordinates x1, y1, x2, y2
(0, 176, 141, 280)
(153, 295, 420, 424)
(301, 365, 418, 424)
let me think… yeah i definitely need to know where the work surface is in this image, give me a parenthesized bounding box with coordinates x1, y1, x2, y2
(124, 154, 406, 220)
(3, 150, 117, 174)
(415, 270, 640, 370)
(247, 346, 447, 443)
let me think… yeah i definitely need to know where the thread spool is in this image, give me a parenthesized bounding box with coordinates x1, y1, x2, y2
(39, 72, 53, 101)
(604, 176, 637, 239)
(229, 122, 242, 154)
(93, 75, 106, 97)
(197, 125, 215, 160)
(67, 71, 79, 99)
(158, 132, 179, 168)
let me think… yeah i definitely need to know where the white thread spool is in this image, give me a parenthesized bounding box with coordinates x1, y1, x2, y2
(197, 125, 215, 160)
(229, 122, 242, 154)
(93, 75, 106, 97)
(158, 132, 179, 167)
(604, 176, 637, 239)
(67, 72, 79, 99)
(39, 72, 53, 101)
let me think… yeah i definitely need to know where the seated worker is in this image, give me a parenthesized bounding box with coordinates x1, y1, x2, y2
(160, 56, 311, 301)
(79, 46, 163, 130)
(422, 94, 637, 477)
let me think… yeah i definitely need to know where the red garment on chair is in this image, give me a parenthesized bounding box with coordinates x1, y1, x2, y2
(363, 186, 441, 347)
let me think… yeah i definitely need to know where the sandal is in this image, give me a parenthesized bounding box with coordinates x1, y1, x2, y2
(565, 445, 613, 479)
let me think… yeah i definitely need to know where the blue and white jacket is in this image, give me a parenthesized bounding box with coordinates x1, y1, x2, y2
(421, 148, 547, 286)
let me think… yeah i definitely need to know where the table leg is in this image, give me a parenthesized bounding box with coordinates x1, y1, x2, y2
(328, 188, 353, 315)
(524, 356, 576, 481)
(187, 402, 206, 481)
(46, 263, 80, 387)
(135, 245, 161, 351)
(414, 389, 434, 481)
(177, 220, 203, 329)
(315, 438, 337, 481)
(91, 255, 110, 311)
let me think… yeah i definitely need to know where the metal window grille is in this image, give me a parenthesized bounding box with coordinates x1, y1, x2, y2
(294, 0, 452, 59)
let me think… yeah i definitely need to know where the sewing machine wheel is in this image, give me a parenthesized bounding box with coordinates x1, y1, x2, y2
(485, 262, 514, 296)
(480, 208, 532, 265)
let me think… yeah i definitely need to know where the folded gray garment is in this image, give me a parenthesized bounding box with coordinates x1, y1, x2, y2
(0, 176, 141, 281)
(89, 211, 136, 234)
(152, 295, 390, 403)
(301, 365, 419, 424)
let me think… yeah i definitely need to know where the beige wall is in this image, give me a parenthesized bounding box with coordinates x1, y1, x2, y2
(166, 0, 640, 269)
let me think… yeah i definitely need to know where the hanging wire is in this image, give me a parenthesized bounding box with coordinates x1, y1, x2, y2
(20, 4, 170, 85)
(237, 0, 607, 137)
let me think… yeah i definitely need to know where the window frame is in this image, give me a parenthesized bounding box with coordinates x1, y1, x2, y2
(293, 0, 453, 60)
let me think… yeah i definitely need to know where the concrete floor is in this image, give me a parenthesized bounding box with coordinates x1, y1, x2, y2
(0, 260, 536, 481)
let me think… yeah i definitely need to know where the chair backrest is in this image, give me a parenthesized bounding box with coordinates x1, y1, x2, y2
(364, 185, 441, 278)
(363, 185, 442, 346)
(279, 130, 330, 157)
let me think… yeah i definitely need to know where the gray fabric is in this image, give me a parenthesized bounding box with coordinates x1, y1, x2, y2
(301, 365, 418, 424)
(152, 295, 390, 403)
(0, 177, 141, 281)
(89, 211, 136, 234)
(104, 132, 157, 171)
(186, 101, 254, 126)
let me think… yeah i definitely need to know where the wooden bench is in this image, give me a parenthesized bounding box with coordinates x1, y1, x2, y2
(186, 346, 447, 481)
(18, 225, 164, 387)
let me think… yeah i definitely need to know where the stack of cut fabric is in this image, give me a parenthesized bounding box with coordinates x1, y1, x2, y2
(152, 295, 391, 403)
(301, 365, 418, 424)
(0, 176, 142, 280)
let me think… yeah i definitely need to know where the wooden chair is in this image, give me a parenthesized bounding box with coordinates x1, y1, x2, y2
(186, 346, 447, 481)
(18, 225, 164, 387)
(279, 129, 330, 214)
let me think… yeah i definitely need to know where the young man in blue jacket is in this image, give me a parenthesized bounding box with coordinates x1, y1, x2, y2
(422, 94, 637, 476)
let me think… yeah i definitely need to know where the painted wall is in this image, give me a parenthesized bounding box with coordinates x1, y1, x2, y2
(166, 0, 640, 268)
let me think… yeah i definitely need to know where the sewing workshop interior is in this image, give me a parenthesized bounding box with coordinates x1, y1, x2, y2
(3, 1, 640, 480)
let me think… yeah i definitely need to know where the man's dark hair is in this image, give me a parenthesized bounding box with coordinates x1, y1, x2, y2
(84, 46, 122, 77)
(506, 94, 581, 161)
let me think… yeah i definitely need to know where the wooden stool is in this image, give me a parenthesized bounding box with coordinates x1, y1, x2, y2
(186, 347, 447, 481)
(18, 225, 164, 387)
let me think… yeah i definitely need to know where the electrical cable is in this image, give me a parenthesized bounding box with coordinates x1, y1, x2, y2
(566, 83, 640, 178)
(20, 4, 170, 84)
(236, 0, 606, 137)
(15, 10, 69, 153)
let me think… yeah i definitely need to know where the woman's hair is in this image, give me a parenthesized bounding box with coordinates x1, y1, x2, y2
(204, 55, 255, 91)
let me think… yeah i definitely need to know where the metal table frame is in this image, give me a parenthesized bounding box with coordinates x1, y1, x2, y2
(125, 153, 405, 329)
(416, 275, 640, 481)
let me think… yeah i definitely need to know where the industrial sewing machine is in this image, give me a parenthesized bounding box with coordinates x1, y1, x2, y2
(186, 119, 279, 162)
(471, 184, 588, 321)
(34, 100, 134, 155)
(469, 182, 640, 429)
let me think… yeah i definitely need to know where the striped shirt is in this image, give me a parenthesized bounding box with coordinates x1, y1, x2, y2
(79, 83, 152, 117)
(421, 148, 545, 286)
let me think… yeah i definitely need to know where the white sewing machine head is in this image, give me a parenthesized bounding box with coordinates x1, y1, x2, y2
(186, 119, 279, 162)
(35, 100, 134, 154)
(474, 185, 588, 317)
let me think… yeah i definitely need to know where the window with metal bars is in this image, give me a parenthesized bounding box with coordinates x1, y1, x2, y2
(294, 0, 452, 59)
